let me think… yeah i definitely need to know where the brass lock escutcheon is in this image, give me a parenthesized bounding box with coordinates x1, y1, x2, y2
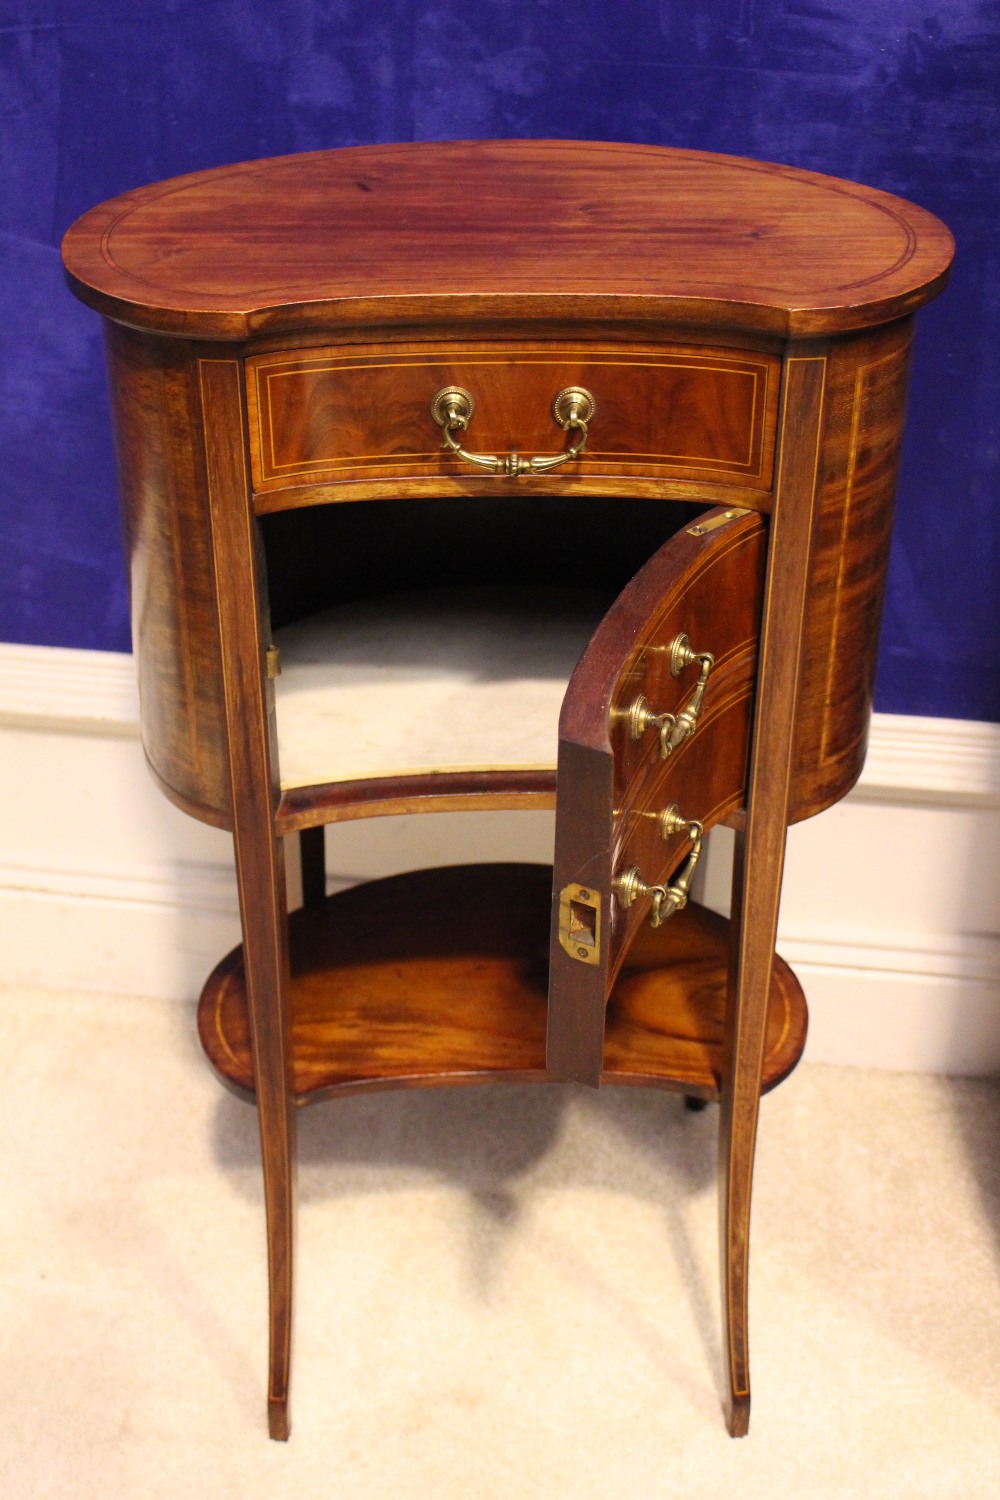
(627, 633, 715, 758)
(612, 806, 704, 928)
(431, 385, 596, 477)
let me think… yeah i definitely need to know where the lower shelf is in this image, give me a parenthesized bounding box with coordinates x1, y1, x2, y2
(198, 864, 807, 1104)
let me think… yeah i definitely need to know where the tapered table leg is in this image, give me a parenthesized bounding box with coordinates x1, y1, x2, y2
(718, 354, 827, 1436)
(199, 356, 298, 1439)
(232, 823, 296, 1439)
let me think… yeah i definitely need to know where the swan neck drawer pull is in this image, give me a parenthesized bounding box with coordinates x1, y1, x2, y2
(612, 808, 704, 928)
(626, 633, 716, 758)
(431, 385, 596, 477)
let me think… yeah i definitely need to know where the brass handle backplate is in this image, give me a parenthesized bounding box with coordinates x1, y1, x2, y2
(431, 385, 596, 477)
(626, 633, 715, 758)
(612, 807, 704, 928)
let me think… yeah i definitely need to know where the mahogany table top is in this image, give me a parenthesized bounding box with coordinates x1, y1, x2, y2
(61, 139, 953, 342)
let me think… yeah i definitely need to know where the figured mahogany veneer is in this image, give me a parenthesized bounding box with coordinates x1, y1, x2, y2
(606, 513, 766, 802)
(247, 343, 777, 503)
(198, 866, 806, 1104)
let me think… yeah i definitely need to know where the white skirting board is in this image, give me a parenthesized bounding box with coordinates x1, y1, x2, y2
(2, 641, 1000, 1075)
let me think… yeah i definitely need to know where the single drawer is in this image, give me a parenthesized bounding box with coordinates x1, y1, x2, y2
(246, 341, 779, 503)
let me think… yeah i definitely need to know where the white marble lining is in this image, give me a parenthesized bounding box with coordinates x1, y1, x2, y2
(273, 586, 610, 789)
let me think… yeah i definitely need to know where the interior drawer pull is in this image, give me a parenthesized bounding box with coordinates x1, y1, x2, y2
(431, 384, 596, 477)
(627, 633, 715, 757)
(612, 807, 704, 928)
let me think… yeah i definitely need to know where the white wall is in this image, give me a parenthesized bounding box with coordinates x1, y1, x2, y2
(2, 642, 999, 1074)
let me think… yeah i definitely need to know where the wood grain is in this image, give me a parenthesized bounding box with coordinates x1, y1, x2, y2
(246, 342, 777, 496)
(277, 770, 557, 833)
(62, 140, 952, 340)
(790, 317, 917, 819)
(197, 866, 806, 1103)
(103, 322, 230, 824)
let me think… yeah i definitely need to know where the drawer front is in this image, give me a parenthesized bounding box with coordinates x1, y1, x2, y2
(246, 342, 779, 499)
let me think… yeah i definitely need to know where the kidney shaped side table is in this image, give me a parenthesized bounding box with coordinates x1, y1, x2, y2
(62, 141, 952, 1439)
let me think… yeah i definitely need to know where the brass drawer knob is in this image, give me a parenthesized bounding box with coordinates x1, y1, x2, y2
(612, 808, 704, 928)
(626, 633, 715, 757)
(431, 385, 596, 477)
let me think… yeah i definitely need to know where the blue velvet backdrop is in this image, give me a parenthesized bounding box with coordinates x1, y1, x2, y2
(2, 1, 998, 719)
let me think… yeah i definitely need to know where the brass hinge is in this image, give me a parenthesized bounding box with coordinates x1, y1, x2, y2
(558, 882, 601, 965)
(266, 644, 282, 679)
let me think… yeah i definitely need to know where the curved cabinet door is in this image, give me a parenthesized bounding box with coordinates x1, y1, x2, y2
(547, 506, 767, 1086)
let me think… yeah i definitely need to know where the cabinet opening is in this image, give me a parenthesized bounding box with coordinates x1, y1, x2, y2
(260, 496, 709, 793)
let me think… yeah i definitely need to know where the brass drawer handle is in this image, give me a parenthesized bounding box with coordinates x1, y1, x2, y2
(627, 633, 715, 757)
(612, 808, 704, 928)
(431, 385, 595, 477)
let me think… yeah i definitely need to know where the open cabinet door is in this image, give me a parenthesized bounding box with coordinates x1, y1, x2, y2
(547, 506, 768, 1086)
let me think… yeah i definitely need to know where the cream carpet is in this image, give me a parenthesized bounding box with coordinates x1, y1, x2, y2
(2, 983, 1000, 1498)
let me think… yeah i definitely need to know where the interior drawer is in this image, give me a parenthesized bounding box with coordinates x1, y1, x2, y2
(246, 341, 779, 501)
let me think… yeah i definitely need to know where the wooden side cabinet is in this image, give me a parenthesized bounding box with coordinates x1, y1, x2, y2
(62, 140, 953, 1440)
